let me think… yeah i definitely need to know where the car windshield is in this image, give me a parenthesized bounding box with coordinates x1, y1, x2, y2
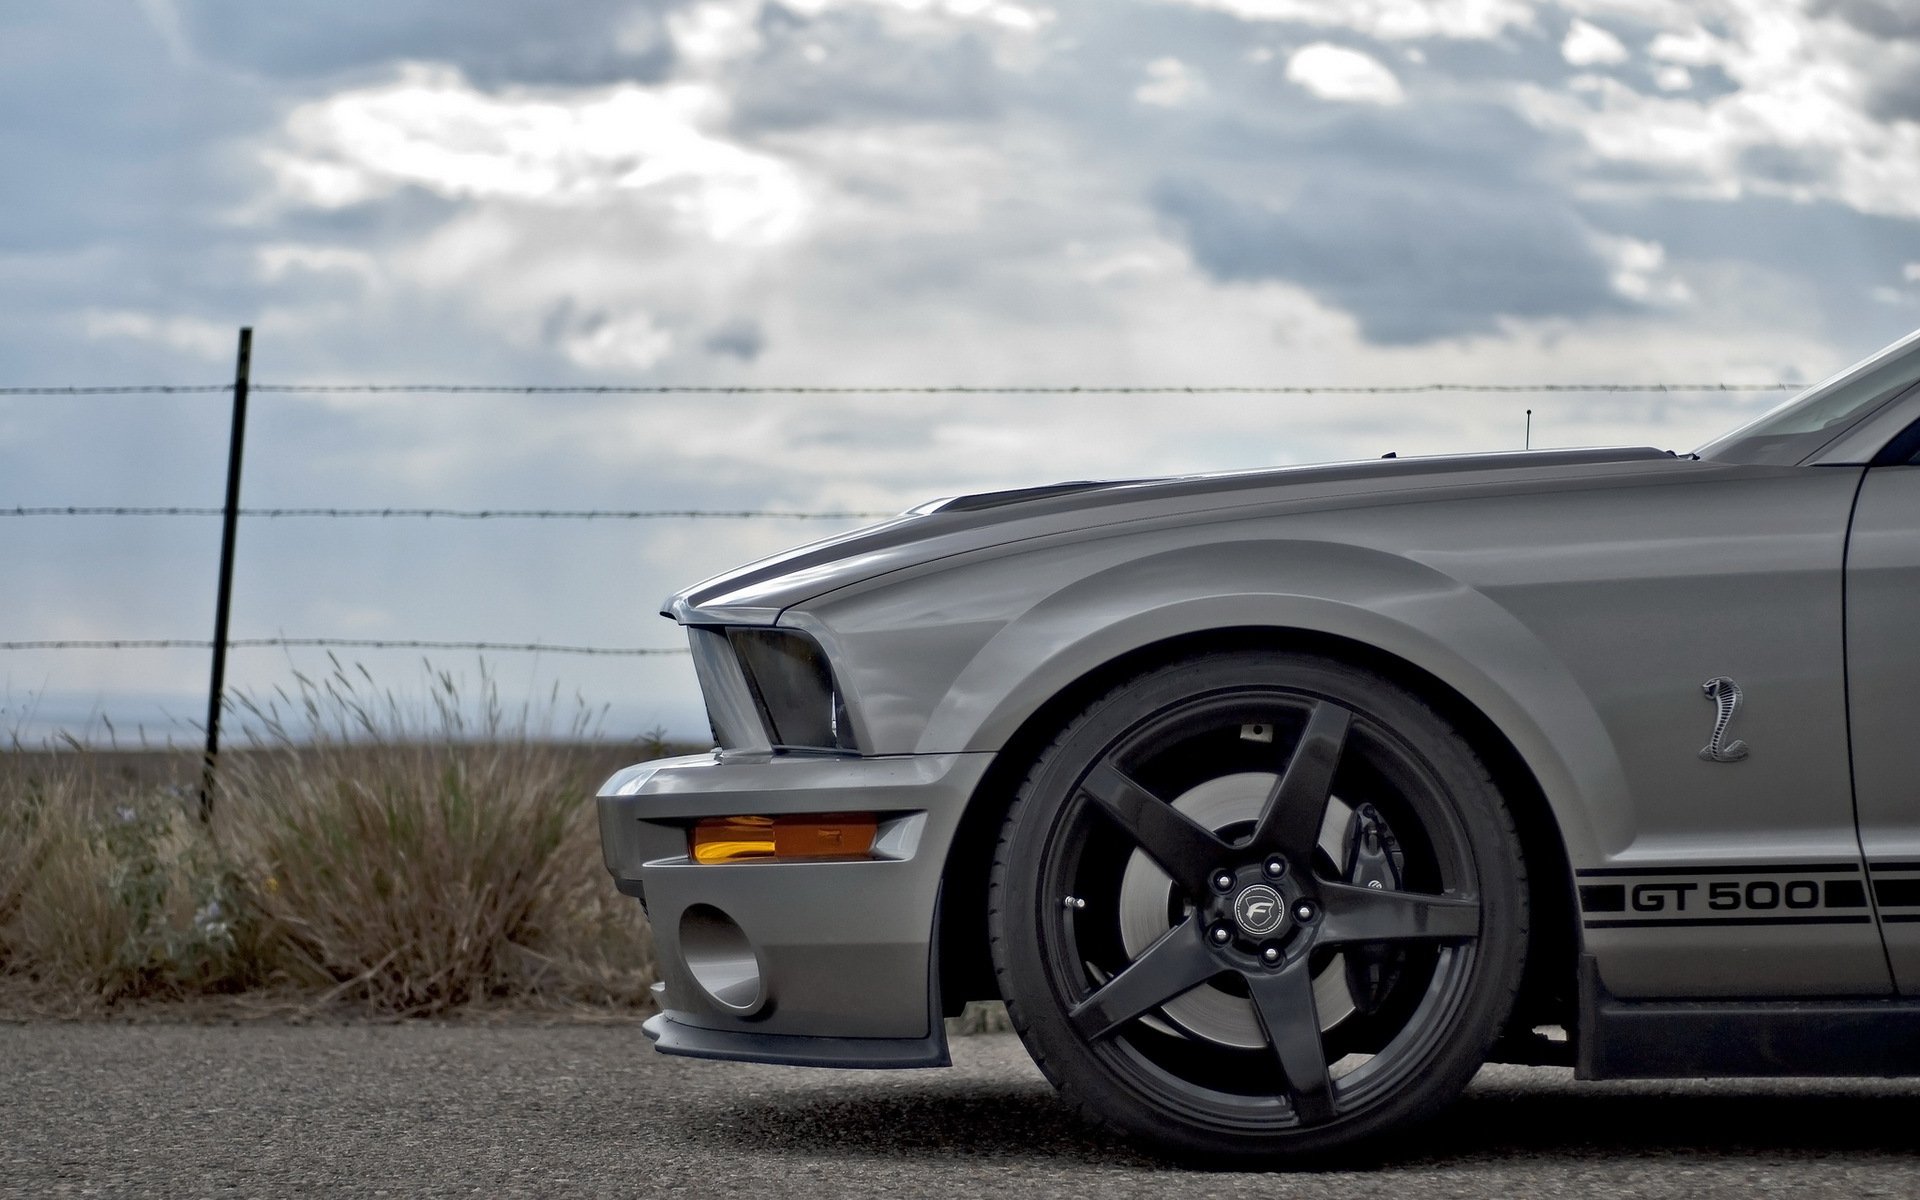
(1696, 326, 1920, 465)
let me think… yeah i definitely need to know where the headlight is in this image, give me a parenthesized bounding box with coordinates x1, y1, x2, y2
(688, 627, 856, 754)
(729, 628, 857, 753)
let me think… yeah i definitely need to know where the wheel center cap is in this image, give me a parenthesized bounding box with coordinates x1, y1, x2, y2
(1232, 883, 1289, 937)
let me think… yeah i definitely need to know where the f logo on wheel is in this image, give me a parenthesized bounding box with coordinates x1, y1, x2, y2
(1233, 884, 1287, 936)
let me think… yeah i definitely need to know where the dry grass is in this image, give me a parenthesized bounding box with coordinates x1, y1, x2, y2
(0, 755, 271, 1011)
(0, 662, 668, 1017)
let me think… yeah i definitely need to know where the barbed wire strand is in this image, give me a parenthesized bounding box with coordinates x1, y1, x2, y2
(0, 385, 233, 395)
(1, 506, 891, 520)
(1, 638, 686, 656)
(253, 382, 1807, 395)
(0, 381, 1807, 397)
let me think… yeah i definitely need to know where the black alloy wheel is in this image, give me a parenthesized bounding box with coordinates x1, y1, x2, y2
(988, 651, 1528, 1161)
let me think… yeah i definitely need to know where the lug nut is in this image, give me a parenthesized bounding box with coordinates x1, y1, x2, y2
(1210, 923, 1233, 946)
(1261, 946, 1282, 966)
(1294, 901, 1318, 924)
(1211, 870, 1235, 893)
(1263, 856, 1287, 880)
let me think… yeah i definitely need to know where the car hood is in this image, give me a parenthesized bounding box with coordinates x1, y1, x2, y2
(666, 446, 1681, 623)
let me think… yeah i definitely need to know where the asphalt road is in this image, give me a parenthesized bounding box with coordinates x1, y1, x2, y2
(6, 1022, 1920, 1198)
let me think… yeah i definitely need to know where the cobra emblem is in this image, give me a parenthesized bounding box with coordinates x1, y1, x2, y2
(1699, 677, 1750, 763)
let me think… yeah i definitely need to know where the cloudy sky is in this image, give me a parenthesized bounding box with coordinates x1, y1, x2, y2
(5, 0, 1919, 744)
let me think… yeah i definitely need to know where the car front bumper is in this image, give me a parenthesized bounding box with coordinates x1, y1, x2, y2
(597, 749, 994, 1068)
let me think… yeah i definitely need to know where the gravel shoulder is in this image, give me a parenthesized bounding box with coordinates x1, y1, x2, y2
(6, 1023, 1920, 1198)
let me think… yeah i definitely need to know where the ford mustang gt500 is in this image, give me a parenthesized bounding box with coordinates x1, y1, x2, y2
(599, 328, 1920, 1160)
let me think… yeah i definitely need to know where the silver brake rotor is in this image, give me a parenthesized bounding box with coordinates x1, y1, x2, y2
(1114, 772, 1359, 1049)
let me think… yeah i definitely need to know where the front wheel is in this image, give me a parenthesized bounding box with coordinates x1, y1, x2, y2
(988, 651, 1528, 1161)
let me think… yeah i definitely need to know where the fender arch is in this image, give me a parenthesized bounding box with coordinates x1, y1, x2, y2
(919, 539, 1630, 866)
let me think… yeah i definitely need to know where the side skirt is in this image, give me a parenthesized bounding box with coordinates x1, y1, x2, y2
(1576, 954, 1920, 1080)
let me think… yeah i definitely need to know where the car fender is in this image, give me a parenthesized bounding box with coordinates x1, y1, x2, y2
(919, 539, 1624, 866)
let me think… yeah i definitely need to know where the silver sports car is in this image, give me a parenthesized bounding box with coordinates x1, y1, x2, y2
(599, 328, 1920, 1160)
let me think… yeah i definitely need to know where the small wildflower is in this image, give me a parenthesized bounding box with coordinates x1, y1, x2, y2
(193, 899, 231, 942)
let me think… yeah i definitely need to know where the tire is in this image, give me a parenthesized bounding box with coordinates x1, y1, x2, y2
(987, 650, 1528, 1162)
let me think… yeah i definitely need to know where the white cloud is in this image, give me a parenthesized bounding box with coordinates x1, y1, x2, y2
(1286, 43, 1405, 105)
(81, 309, 233, 360)
(906, 0, 1053, 30)
(1595, 234, 1692, 305)
(1646, 26, 1723, 67)
(1515, 4, 1920, 220)
(558, 311, 676, 371)
(254, 244, 379, 285)
(1135, 57, 1205, 106)
(666, 0, 762, 69)
(1164, 0, 1533, 41)
(266, 64, 808, 246)
(1562, 18, 1628, 66)
(1905, 263, 1920, 283)
(1653, 64, 1692, 91)
(781, 0, 1055, 33)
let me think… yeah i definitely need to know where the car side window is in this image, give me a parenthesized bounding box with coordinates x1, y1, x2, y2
(1872, 417, 1920, 467)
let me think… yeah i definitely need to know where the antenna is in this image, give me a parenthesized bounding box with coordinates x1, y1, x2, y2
(1525, 408, 1532, 450)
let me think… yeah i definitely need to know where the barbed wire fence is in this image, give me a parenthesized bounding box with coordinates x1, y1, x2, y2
(0, 639, 688, 655)
(5, 381, 1804, 397)
(4, 327, 1807, 814)
(2, 506, 892, 520)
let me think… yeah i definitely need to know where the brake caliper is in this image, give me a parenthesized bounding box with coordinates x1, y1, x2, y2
(1343, 803, 1406, 1014)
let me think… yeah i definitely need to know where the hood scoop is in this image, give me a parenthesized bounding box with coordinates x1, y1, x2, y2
(930, 479, 1139, 514)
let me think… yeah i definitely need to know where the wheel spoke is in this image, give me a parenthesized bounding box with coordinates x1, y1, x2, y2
(1250, 701, 1352, 865)
(1067, 917, 1222, 1042)
(1078, 761, 1232, 898)
(1317, 882, 1480, 945)
(1248, 958, 1335, 1125)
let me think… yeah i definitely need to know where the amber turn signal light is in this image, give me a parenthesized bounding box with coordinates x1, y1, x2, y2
(690, 814, 879, 864)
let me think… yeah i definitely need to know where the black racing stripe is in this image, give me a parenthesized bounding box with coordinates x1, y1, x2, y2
(1876, 879, 1920, 908)
(1826, 879, 1869, 909)
(1874, 862, 1920, 873)
(1574, 864, 1861, 878)
(1578, 884, 1627, 913)
(1583, 915, 1875, 929)
(1884, 914, 1920, 924)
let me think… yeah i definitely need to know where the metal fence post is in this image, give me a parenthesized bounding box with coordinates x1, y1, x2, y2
(198, 327, 252, 822)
